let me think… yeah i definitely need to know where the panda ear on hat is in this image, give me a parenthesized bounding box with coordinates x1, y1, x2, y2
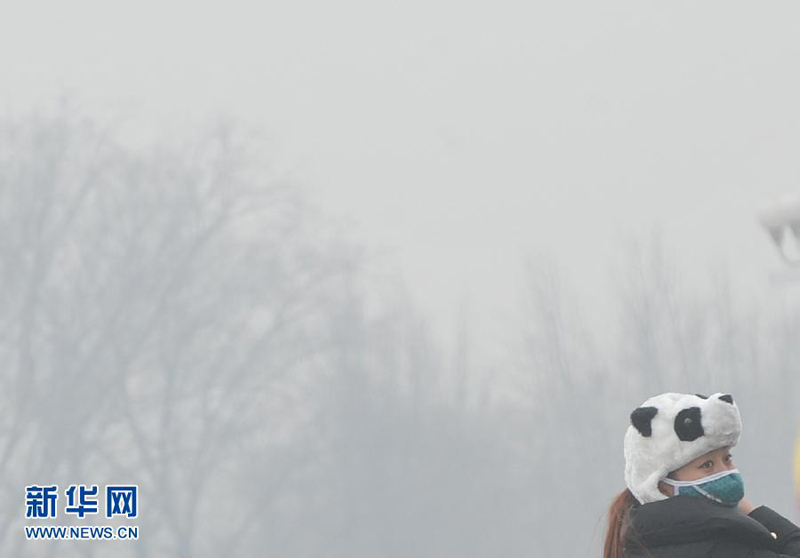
(630, 406, 658, 437)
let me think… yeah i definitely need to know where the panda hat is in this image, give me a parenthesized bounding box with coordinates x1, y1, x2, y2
(624, 392, 741, 505)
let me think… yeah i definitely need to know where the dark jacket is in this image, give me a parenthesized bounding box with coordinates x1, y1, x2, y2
(623, 495, 800, 558)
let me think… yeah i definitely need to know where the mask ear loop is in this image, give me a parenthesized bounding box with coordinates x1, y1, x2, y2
(661, 478, 679, 496)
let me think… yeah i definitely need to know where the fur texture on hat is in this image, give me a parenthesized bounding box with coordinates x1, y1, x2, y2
(624, 392, 741, 505)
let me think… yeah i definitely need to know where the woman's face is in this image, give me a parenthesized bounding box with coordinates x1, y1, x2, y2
(657, 446, 735, 496)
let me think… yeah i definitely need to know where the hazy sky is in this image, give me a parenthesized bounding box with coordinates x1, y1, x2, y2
(4, 1, 800, 354)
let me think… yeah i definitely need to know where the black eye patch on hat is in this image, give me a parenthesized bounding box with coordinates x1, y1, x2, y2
(674, 406, 704, 441)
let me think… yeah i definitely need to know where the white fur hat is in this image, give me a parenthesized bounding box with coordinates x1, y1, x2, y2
(624, 392, 741, 505)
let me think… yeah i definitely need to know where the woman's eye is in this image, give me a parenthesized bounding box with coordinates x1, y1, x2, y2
(701, 461, 713, 468)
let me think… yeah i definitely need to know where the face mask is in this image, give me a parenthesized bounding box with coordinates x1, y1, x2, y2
(662, 468, 745, 507)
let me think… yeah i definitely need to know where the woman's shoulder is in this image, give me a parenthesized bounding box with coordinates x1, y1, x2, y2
(624, 495, 776, 555)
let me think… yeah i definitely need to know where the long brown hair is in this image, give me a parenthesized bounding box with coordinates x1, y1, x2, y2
(603, 488, 638, 558)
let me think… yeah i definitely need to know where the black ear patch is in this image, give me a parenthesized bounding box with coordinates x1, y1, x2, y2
(630, 406, 659, 437)
(674, 407, 704, 441)
(695, 393, 709, 400)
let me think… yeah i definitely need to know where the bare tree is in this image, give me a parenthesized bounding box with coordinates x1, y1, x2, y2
(0, 106, 356, 557)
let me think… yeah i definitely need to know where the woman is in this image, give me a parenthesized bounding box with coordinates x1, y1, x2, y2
(604, 392, 800, 558)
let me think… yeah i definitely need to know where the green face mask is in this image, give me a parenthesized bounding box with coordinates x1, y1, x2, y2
(662, 468, 745, 507)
